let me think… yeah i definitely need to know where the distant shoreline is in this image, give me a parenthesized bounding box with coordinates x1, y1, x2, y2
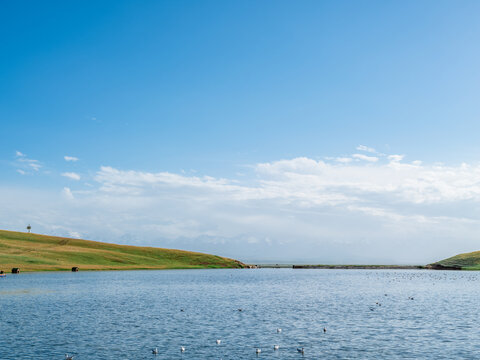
(254, 264, 465, 270)
(255, 264, 425, 269)
(255, 263, 471, 270)
(293, 264, 425, 269)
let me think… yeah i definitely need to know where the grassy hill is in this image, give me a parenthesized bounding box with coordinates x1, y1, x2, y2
(0, 230, 245, 272)
(428, 250, 480, 270)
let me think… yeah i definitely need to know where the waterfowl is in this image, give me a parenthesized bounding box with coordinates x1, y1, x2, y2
(297, 347, 304, 354)
(277, 328, 282, 333)
(152, 348, 158, 355)
(256, 348, 261, 354)
(273, 345, 279, 350)
(323, 327, 327, 333)
(180, 346, 185, 352)
(216, 340, 221, 345)
(65, 355, 74, 360)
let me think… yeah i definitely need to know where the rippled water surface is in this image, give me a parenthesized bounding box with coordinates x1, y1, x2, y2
(1, 269, 480, 359)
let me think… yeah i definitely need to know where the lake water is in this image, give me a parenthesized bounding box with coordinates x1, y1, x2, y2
(1, 269, 479, 359)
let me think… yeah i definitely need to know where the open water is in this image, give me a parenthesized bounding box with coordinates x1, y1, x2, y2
(1, 269, 479, 359)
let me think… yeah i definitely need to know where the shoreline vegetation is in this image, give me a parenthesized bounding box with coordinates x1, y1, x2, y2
(0, 230, 244, 272)
(425, 250, 480, 270)
(259, 264, 473, 270)
(291, 265, 423, 269)
(258, 254, 480, 270)
(257, 264, 425, 269)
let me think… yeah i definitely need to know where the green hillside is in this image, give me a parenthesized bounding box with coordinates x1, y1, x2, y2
(0, 230, 245, 272)
(428, 250, 480, 270)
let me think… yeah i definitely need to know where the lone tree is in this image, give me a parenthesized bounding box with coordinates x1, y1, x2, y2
(26, 224, 31, 233)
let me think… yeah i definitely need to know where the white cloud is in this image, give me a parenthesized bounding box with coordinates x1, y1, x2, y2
(14, 151, 42, 171)
(17, 169, 26, 175)
(62, 187, 74, 200)
(68, 231, 82, 239)
(27, 161, 41, 171)
(388, 154, 404, 162)
(64, 156, 79, 162)
(92, 157, 480, 210)
(6, 149, 480, 264)
(335, 157, 353, 163)
(352, 153, 379, 162)
(356, 145, 377, 153)
(61, 172, 81, 181)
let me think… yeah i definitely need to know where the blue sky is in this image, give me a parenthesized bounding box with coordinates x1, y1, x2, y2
(2, 1, 480, 263)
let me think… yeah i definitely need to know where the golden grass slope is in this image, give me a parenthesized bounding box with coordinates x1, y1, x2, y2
(0, 230, 245, 272)
(430, 250, 480, 270)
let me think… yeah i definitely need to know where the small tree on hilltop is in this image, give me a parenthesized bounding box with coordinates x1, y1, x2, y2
(26, 224, 31, 233)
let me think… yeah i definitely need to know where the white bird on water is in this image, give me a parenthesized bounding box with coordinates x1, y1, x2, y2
(152, 348, 158, 355)
(255, 348, 261, 354)
(180, 346, 185, 352)
(65, 355, 74, 360)
(273, 345, 279, 350)
(216, 339, 221, 345)
(277, 328, 282, 333)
